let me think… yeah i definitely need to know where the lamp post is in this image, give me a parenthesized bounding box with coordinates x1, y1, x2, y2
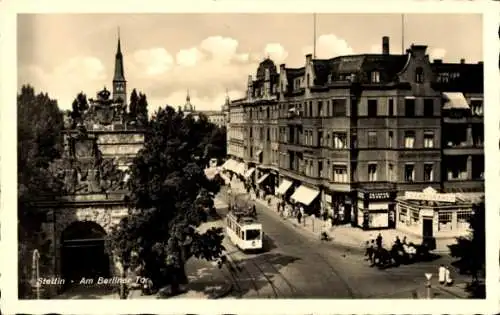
(425, 273, 432, 299)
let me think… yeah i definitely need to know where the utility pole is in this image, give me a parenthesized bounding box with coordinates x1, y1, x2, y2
(401, 14, 405, 54)
(313, 13, 317, 58)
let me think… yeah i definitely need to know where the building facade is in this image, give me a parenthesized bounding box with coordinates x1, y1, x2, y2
(226, 36, 484, 233)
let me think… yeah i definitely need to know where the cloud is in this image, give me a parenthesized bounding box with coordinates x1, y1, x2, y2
(18, 56, 108, 111)
(264, 43, 288, 65)
(132, 48, 174, 76)
(429, 48, 447, 60)
(302, 34, 354, 59)
(176, 47, 205, 67)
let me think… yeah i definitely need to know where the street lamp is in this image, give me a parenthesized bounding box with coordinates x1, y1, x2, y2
(425, 273, 432, 299)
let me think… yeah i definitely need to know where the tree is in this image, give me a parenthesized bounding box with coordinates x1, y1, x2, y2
(448, 199, 485, 284)
(17, 85, 64, 297)
(136, 93, 149, 127)
(107, 105, 225, 295)
(129, 89, 139, 119)
(206, 125, 227, 162)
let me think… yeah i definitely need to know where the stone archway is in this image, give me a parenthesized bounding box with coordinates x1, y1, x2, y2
(60, 221, 110, 289)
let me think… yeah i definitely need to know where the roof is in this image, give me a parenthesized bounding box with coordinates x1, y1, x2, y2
(256, 58, 278, 80)
(284, 54, 408, 86)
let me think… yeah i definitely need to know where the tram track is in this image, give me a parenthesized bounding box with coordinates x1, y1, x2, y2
(256, 254, 301, 297)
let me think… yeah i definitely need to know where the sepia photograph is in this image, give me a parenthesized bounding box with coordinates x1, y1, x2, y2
(2, 1, 500, 314)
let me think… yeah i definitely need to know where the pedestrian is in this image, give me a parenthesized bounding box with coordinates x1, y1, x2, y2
(297, 210, 303, 224)
(369, 240, 375, 264)
(376, 233, 383, 249)
(402, 236, 407, 245)
(438, 264, 446, 285)
(445, 266, 453, 286)
(364, 241, 371, 261)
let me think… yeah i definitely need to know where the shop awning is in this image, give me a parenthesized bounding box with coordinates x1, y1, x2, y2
(443, 92, 470, 110)
(234, 163, 246, 176)
(221, 159, 236, 171)
(276, 179, 293, 195)
(244, 168, 255, 178)
(455, 192, 485, 204)
(290, 185, 320, 206)
(257, 173, 270, 185)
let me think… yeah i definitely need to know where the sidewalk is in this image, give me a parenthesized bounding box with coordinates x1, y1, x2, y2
(236, 181, 454, 254)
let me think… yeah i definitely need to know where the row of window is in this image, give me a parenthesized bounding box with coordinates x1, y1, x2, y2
(367, 163, 434, 182)
(228, 127, 245, 141)
(241, 96, 482, 120)
(367, 98, 434, 117)
(228, 144, 244, 158)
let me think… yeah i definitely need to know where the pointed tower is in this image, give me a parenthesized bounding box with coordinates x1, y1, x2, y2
(184, 89, 194, 112)
(113, 28, 127, 105)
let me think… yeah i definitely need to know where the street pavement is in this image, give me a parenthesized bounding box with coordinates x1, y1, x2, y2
(212, 179, 471, 299)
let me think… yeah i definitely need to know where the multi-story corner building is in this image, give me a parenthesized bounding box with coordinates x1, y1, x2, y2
(225, 36, 484, 234)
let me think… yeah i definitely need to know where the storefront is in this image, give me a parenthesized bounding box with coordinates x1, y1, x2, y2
(290, 184, 321, 215)
(354, 190, 397, 230)
(323, 191, 352, 224)
(396, 187, 483, 239)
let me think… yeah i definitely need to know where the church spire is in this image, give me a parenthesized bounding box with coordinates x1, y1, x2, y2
(113, 27, 125, 82)
(112, 27, 127, 105)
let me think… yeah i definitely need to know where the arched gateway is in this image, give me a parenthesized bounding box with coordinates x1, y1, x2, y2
(29, 85, 145, 298)
(61, 221, 110, 286)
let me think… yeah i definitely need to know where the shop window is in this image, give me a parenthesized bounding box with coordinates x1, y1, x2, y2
(404, 164, 415, 182)
(404, 131, 415, 148)
(438, 211, 453, 231)
(411, 208, 420, 224)
(457, 209, 472, 230)
(399, 206, 408, 223)
(424, 131, 434, 148)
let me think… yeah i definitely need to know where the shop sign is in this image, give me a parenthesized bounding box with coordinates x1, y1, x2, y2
(369, 192, 391, 200)
(405, 191, 456, 203)
(421, 209, 434, 217)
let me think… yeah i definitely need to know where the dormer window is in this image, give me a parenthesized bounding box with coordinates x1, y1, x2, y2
(371, 71, 380, 83)
(415, 67, 424, 83)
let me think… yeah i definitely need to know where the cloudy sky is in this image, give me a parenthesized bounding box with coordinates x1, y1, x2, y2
(17, 13, 482, 113)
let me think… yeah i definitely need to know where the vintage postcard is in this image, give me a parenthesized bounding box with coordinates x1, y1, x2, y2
(1, 0, 499, 314)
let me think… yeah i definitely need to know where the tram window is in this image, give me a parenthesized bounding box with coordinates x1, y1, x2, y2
(245, 229, 261, 240)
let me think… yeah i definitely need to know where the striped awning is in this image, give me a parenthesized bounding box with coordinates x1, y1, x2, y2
(234, 163, 246, 176)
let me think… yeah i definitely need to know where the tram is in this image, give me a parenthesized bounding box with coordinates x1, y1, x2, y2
(226, 210, 263, 252)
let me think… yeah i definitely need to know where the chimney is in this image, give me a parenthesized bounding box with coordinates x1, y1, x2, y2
(382, 36, 390, 55)
(460, 58, 465, 64)
(478, 61, 483, 65)
(280, 63, 286, 71)
(434, 59, 443, 64)
(306, 53, 312, 63)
